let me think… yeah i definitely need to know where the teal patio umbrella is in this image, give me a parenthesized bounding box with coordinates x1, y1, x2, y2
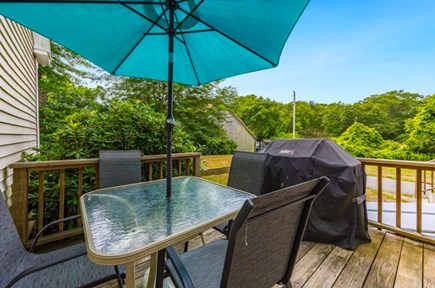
(0, 0, 310, 197)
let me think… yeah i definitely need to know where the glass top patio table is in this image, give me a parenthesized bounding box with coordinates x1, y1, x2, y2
(80, 176, 254, 265)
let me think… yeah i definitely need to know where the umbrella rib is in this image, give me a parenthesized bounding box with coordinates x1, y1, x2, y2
(156, 0, 186, 44)
(112, 4, 169, 74)
(174, 0, 204, 31)
(174, 13, 201, 85)
(158, 0, 170, 29)
(178, 6, 276, 67)
(148, 29, 213, 35)
(179, 29, 213, 34)
(121, 2, 168, 32)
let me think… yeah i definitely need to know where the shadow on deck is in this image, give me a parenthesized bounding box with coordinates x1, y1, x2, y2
(97, 227, 435, 288)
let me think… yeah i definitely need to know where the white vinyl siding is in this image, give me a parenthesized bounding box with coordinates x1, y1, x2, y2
(0, 16, 38, 204)
(222, 112, 256, 152)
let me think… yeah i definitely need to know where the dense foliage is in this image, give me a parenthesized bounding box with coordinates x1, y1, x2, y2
(405, 95, 435, 154)
(35, 43, 236, 161)
(230, 91, 434, 161)
(34, 42, 435, 162)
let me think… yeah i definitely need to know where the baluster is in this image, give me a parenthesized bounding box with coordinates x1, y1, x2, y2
(148, 162, 153, 181)
(186, 159, 191, 176)
(416, 169, 422, 233)
(377, 166, 383, 224)
(432, 170, 434, 194)
(396, 168, 401, 228)
(95, 165, 100, 189)
(193, 155, 201, 176)
(423, 170, 427, 195)
(178, 160, 182, 175)
(77, 168, 83, 227)
(37, 171, 45, 234)
(432, 170, 434, 192)
(59, 169, 65, 232)
(159, 162, 163, 179)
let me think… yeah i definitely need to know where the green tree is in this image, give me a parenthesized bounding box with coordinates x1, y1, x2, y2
(405, 95, 435, 154)
(232, 95, 287, 140)
(289, 101, 327, 138)
(321, 102, 349, 136)
(109, 78, 237, 154)
(350, 91, 422, 140)
(336, 122, 384, 157)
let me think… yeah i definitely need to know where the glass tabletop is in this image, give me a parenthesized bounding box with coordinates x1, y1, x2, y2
(81, 176, 254, 255)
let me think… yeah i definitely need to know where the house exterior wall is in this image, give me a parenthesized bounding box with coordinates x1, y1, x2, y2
(222, 113, 256, 152)
(0, 16, 39, 206)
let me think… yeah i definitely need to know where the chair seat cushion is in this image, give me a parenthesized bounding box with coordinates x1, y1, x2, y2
(166, 240, 227, 288)
(13, 243, 123, 288)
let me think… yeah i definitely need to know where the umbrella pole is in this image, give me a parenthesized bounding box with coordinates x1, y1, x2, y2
(166, 0, 176, 198)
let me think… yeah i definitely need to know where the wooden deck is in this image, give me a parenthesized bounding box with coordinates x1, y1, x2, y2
(97, 227, 435, 288)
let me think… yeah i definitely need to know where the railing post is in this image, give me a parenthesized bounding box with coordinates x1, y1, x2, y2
(193, 154, 201, 176)
(395, 168, 402, 228)
(377, 166, 383, 224)
(416, 169, 422, 233)
(11, 166, 29, 243)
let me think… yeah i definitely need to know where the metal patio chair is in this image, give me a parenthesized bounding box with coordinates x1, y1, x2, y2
(98, 150, 142, 188)
(164, 177, 330, 288)
(0, 191, 123, 288)
(213, 151, 268, 236)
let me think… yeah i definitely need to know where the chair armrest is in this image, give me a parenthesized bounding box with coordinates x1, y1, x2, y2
(30, 214, 81, 252)
(212, 219, 233, 238)
(165, 246, 195, 288)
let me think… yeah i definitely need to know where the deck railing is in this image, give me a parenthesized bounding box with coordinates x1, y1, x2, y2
(9, 152, 201, 247)
(203, 158, 435, 244)
(358, 158, 435, 245)
(9, 154, 435, 246)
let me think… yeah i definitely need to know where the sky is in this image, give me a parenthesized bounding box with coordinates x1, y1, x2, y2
(222, 0, 435, 104)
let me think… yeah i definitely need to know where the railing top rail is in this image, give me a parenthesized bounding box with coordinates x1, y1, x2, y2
(358, 158, 435, 170)
(9, 152, 201, 170)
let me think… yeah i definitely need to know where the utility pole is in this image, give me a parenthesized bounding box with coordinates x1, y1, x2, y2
(293, 90, 296, 139)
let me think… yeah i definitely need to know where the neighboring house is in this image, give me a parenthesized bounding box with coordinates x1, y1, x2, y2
(222, 112, 256, 152)
(0, 16, 50, 206)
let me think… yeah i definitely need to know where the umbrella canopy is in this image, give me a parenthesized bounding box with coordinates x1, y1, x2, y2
(0, 0, 310, 197)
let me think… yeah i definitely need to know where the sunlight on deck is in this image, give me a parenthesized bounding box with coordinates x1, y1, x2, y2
(96, 227, 435, 288)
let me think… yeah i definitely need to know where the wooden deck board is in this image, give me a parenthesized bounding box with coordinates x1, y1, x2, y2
(301, 246, 353, 288)
(363, 233, 404, 288)
(296, 241, 316, 261)
(395, 238, 423, 288)
(291, 243, 335, 288)
(95, 228, 434, 288)
(333, 228, 385, 288)
(423, 243, 435, 288)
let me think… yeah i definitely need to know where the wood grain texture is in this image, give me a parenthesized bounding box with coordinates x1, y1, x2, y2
(423, 243, 435, 288)
(333, 228, 384, 288)
(395, 238, 422, 288)
(296, 241, 315, 261)
(302, 246, 353, 288)
(291, 243, 335, 288)
(363, 233, 403, 288)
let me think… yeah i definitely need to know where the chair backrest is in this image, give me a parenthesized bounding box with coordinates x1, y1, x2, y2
(220, 177, 330, 288)
(99, 150, 142, 189)
(0, 192, 28, 287)
(227, 151, 267, 196)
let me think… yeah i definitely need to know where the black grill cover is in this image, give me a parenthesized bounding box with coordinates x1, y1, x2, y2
(261, 139, 371, 250)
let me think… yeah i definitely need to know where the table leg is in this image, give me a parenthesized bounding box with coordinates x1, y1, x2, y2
(156, 250, 166, 288)
(146, 253, 158, 288)
(126, 261, 136, 288)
